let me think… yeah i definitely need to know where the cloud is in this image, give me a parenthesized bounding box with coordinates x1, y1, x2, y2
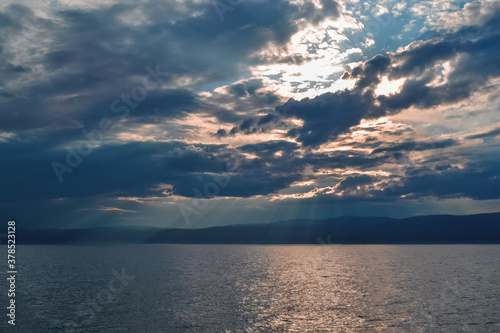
(238, 140, 300, 155)
(466, 127, 500, 140)
(226, 10, 500, 147)
(204, 77, 287, 127)
(334, 174, 374, 193)
(5, 63, 31, 73)
(2, 0, 500, 229)
(434, 0, 500, 32)
(350, 54, 391, 89)
(386, 157, 500, 200)
(372, 138, 457, 153)
(0, 139, 305, 202)
(277, 90, 379, 146)
(0, 0, 339, 134)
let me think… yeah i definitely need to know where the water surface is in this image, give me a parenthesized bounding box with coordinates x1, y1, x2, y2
(9, 245, 500, 332)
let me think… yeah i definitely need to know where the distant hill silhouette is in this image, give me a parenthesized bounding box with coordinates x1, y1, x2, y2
(17, 212, 500, 244)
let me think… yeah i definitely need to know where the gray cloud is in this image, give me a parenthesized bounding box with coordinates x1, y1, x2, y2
(372, 139, 458, 154)
(466, 128, 500, 140)
(2, 0, 500, 229)
(227, 9, 500, 147)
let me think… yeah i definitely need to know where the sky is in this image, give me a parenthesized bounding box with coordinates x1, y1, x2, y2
(1, 0, 500, 229)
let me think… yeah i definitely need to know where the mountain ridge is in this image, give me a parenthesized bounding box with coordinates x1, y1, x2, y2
(14, 212, 500, 244)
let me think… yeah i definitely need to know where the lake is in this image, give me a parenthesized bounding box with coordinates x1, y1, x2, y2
(9, 245, 500, 332)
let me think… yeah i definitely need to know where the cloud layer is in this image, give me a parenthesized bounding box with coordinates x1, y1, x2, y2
(1, 0, 500, 228)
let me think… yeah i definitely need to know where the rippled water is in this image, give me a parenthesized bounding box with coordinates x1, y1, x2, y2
(9, 245, 500, 332)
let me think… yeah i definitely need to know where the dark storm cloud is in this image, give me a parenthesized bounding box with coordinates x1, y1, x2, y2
(0, 0, 339, 133)
(151, 145, 231, 173)
(206, 78, 284, 128)
(351, 54, 391, 90)
(2, 133, 383, 206)
(239, 118, 256, 131)
(388, 41, 458, 78)
(3, 0, 500, 230)
(257, 113, 279, 125)
(227, 78, 264, 97)
(386, 158, 500, 200)
(372, 139, 458, 153)
(83, 89, 201, 127)
(0, 88, 200, 134)
(466, 127, 500, 140)
(238, 140, 300, 154)
(293, 150, 500, 203)
(0, 139, 303, 202)
(0, 12, 14, 28)
(278, 90, 380, 146)
(334, 175, 373, 192)
(213, 108, 288, 137)
(215, 128, 228, 138)
(0, 4, 43, 32)
(54, 0, 339, 82)
(5, 63, 31, 73)
(299, 150, 385, 170)
(171, 170, 298, 198)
